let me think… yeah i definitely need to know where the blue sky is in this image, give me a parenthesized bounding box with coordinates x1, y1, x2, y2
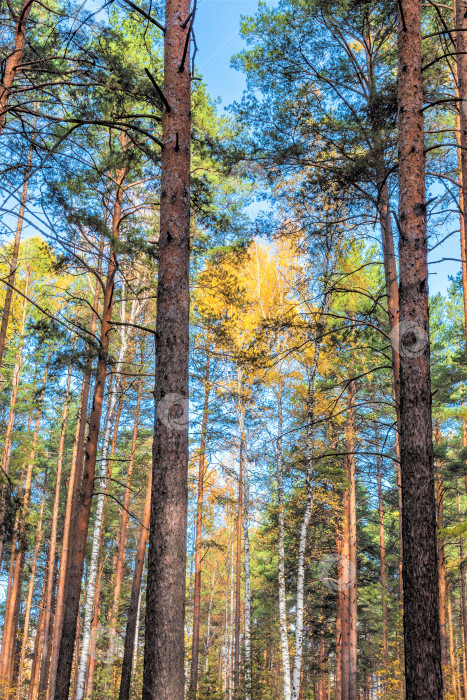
(194, 0, 256, 107)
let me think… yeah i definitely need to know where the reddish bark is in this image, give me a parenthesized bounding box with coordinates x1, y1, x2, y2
(397, 0, 443, 692)
(0, 0, 34, 132)
(141, 0, 191, 694)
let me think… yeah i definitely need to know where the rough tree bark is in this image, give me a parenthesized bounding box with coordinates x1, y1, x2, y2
(397, 0, 443, 691)
(0, 0, 35, 132)
(141, 0, 191, 693)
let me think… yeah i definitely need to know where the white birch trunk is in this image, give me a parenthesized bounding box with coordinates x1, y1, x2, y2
(237, 378, 252, 700)
(205, 567, 217, 675)
(242, 467, 252, 700)
(132, 561, 143, 692)
(277, 385, 292, 700)
(223, 555, 229, 697)
(228, 537, 234, 700)
(291, 347, 320, 700)
(75, 294, 139, 700)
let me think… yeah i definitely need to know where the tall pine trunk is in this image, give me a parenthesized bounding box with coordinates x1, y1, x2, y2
(142, 0, 191, 692)
(397, 0, 443, 692)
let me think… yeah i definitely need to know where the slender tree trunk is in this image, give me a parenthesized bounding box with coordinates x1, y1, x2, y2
(435, 439, 448, 680)
(397, 0, 443, 692)
(0, 0, 34, 132)
(28, 555, 49, 700)
(233, 406, 243, 699)
(54, 166, 127, 700)
(291, 355, 319, 700)
(16, 469, 47, 700)
(276, 384, 291, 700)
(458, 487, 467, 700)
(0, 141, 33, 378)
(0, 354, 48, 697)
(204, 567, 217, 676)
(455, 0, 467, 353)
(132, 561, 143, 689)
(239, 380, 251, 700)
(48, 234, 104, 700)
(141, 0, 191, 692)
(447, 586, 457, 695)
(107, 379, 143, 691)
(37, 364, 73, 699)
(346, 382, 357, 700)
(0, 274, 29, 565)
(118, 468, 152, 700)
(83, 561, 102, 699)
(75, 371, 127, 700)
(190, 351, 210, 696)
(375, 428, 388, 673)
(229, 535, 234, 700)
(335, 533, 342, 700)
